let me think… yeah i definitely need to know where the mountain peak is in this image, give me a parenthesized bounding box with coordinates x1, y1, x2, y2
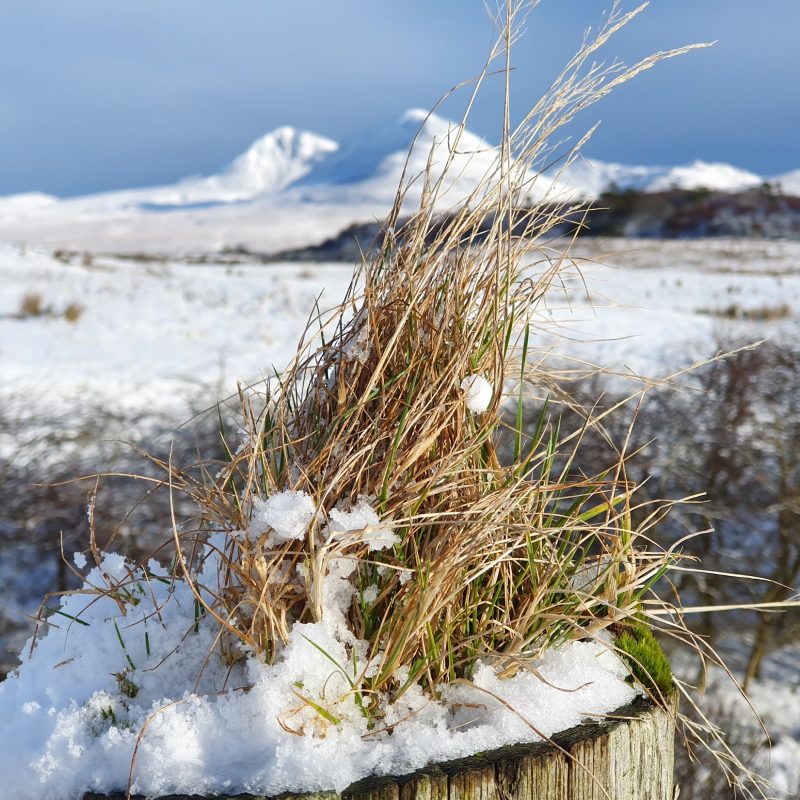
(290, 109, 490, 199)
(400, 108, 431, 124)
(224, 127, 338, 196)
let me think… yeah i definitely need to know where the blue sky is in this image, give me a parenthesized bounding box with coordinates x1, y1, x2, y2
(0, 0, 797, 196)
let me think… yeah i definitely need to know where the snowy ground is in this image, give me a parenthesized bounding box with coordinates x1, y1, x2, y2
(0, 246, 356, 431)
(4, 237, 799, 430)
(2, 235, 800, 795)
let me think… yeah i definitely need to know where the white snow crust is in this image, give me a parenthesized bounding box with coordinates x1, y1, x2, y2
(0, 529, 637, 800)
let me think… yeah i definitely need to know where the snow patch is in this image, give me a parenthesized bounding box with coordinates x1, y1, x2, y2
(328, 497, 399, 552)
(461, 374, 493, 414)
(0, 550, 638, 800)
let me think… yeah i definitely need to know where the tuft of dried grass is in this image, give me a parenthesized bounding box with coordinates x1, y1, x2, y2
(165, 0, 708, 702)
(62, 302, 84, 323)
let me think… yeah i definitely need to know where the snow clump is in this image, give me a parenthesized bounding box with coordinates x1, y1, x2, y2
(0, 547, 638, 800)
(460, 374, 493, 414)
(328, 497, 399, 551)
(0, 498, 639, 800)
(252, 490, 316, 545)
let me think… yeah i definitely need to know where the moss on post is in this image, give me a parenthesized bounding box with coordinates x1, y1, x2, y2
(616, 622, 674, 698)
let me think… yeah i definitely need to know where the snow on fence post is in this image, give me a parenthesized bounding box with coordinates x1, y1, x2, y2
(82, 695, 675, 800)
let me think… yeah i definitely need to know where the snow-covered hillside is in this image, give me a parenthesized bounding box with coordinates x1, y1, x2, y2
(55, 127, 338, 214)
(132, 126, 338, 208)
(0, 192, 58, 221)
(647, 160, 762, 192)
(774, 168, 800, 196)
(124, 127, 339, 208)
(0, 109, 793, 253)
(290, 108, 550, 206)
(549, 157, 764, 198)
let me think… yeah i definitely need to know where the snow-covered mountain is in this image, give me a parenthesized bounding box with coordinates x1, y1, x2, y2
(290, 108, 551, 206)
(0, 109, 795, 253)
(43, 127, 339, 216)
(135, 127, 339, 207)
(1, 112, 787, 215)
(548, 158, 764, 198)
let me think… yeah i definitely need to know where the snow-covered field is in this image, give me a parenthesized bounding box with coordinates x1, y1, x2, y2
(3, 237, 797, 426)
(0, 247, 354, 428)
(1, 236, 799, 796)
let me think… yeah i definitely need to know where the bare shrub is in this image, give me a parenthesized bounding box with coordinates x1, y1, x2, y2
(18, 292, 46, 318)
(63, 302, 84, 323)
